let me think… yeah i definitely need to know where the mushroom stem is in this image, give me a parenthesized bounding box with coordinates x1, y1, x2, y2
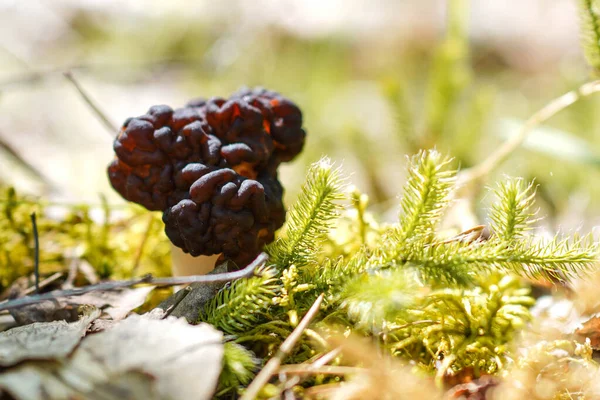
(170, 245, 220, 277)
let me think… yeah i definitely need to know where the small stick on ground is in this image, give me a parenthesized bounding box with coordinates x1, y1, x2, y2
(0, 253, 268, 313)
(241, 293, 324, 400)
(63, 71, 118, 135)
(22, 272, 62, 296)
(30, 212, 40, 294)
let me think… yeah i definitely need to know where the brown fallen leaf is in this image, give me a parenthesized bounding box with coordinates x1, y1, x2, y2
(0, 315, 224, 400)
(9, 302, 81, 326)
(0, 306, 99, 367)
(576, 314, 600, 349)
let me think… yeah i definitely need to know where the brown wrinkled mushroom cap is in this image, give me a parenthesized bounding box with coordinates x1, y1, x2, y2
(107, 88, 305, 269)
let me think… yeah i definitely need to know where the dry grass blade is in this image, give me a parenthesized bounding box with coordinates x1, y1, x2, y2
(459, 80, 600, 190)
(325, 334, 443, 400)
(130, 214, 155, 277)
(63, 71, 118, 135)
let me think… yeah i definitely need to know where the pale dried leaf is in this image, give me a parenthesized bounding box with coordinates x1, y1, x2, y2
(0, 307, 99, 367)
(66, 286, 155, 320)
(0, 314, 16, 332)
(0, 315, 224, 400)
(0, 364, 161, 400)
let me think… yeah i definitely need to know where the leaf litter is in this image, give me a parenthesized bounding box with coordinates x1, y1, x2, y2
(0, 315, 223, 400)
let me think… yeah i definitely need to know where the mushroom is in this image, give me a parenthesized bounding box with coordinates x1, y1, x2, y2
(107, 88, 305, 274)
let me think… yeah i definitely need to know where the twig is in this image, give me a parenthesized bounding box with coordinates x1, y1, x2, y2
(312, 347, 342, 368)
(0, 137, 47, 184)
(0, 253, 268, 313)
(22, 272, 63, 296)
(277, 365, 362, 375)
(459, 80, 600, 189)
(282, 347, 342, 391)
(30, 212, 40, 294)
(241, 293, 325, 400)
(63, 71, 118, 134)
(0, 272, 64, 310)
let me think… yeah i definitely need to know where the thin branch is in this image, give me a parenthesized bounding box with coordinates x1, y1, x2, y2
(0, 253, 268, 313)
(22, 272, 63, 296)
(63, 71, 118, 134)
(0, 272, 64, 308)
(459, 80, 600, 188)
(282, 347, 342, 391)
(30, 212, 40, 293)
(277, 365, 363, 375)
(0, 137, 47, 184)
(312, 347, 342, 368)
(241, 293, 325, 400)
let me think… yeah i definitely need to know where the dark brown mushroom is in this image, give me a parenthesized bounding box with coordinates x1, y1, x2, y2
(107, 88, 305, 270)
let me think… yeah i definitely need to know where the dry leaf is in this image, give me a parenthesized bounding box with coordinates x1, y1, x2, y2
(0, 314, 16, 332)
(9, 286, 155, 326)
(0, 307, 99, 367)
(0, 315, 224, 400)
(9, 302, 81, 326)
(66, 286, 156, 320)
(576, 315, 600, 349)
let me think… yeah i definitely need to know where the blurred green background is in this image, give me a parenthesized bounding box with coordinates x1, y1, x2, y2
(0, 0, 599, 232)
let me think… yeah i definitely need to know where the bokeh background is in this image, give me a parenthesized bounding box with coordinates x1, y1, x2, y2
(1, 0, 599, 231)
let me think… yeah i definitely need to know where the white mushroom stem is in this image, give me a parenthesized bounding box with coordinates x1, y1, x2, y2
(170, 245, 220, 277)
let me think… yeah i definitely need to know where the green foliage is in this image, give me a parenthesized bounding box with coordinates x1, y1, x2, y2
(489, 179, 537, 243)
(266, 157, 344, 269)
(216, 342, 259, 397)
(202, 265, 280, 335)
(1, 154, 597, 399)
(0, 187, 38, 288)
(2, 156, 594, 398)
(579, 0, 600, 74)
(381, 0, 494, 169)
(387, 275, 534, 375)
(388, 150, 455, 253)
(205, 152, 597, 397)
(0, 186, 170, 291)
(423, 0, 471, 146)
(340, 268, 417, 330)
